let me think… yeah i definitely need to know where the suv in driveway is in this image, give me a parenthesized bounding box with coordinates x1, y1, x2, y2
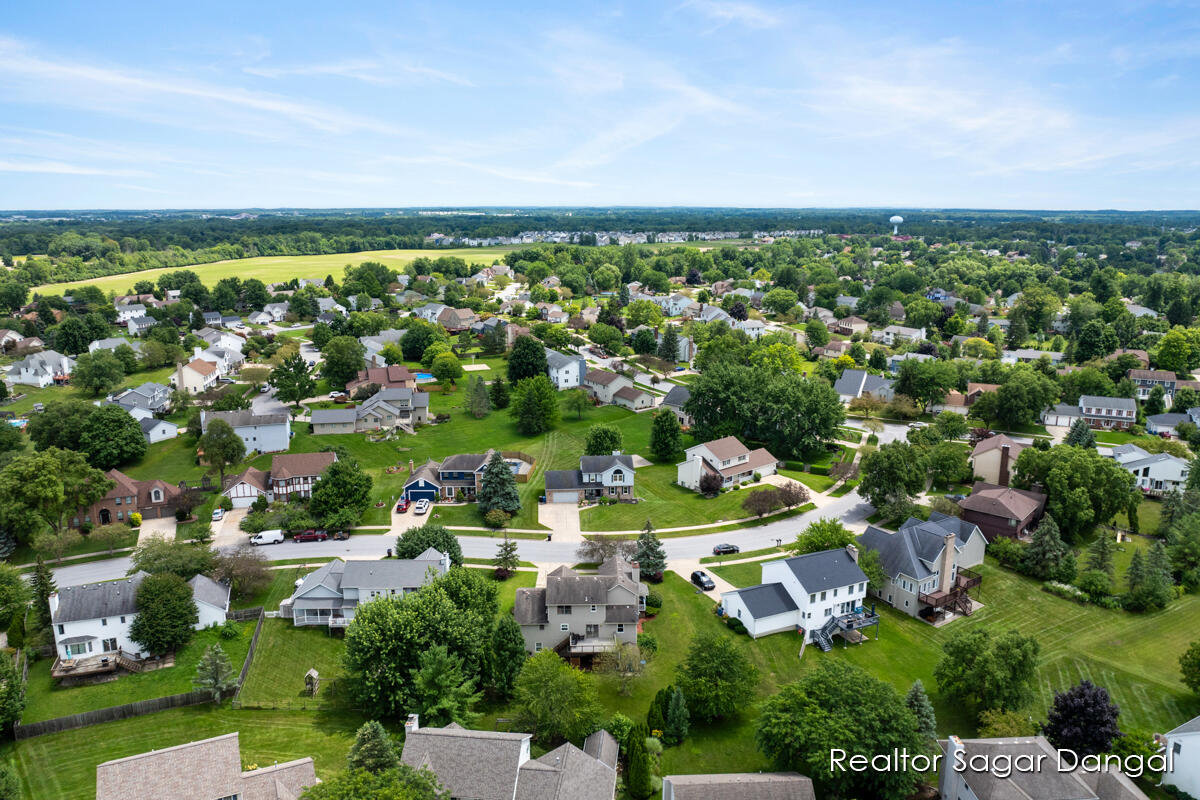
(292, 530, 329, 542)
(711, 543, 740, 556)
(413, 499, 431, 515)
(690, 570, 716, 591)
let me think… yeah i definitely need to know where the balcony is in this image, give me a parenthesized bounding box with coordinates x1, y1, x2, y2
(920, 569, 982, 610)
(956, 568, 982, 591)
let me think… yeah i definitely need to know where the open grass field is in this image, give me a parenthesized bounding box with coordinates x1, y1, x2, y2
(32, 247, 519, 297)
(1113, 498, 1165, 536)
(22, 621, 255, 724)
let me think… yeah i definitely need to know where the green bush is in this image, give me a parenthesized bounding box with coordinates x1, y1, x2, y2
(724, 617, 747, 634)
(637, 633, 658, 658)
(606, 712, 634, 745)
(6, 614, 23, 650)
(987, 537, 1026, 569)
(219, 619, 241, 640)
(1042, 581, 1089, 604)
(645, 591, 662, 611)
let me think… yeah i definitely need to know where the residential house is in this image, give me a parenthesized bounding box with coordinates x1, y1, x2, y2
(887, 300, 906, 320)
(139, 417, 178, 444)
(282, 552, 450, 627)
(659, 293, 693, 317)
(400, 450, 531, 502)
(613, 384, 654, 410)
(222, 452, 337, 507)
(832, 368, 895, 403)
(113, 293, 157, 309)
(887, 352, 934, 373)
(1129, 369, 1180, 400)
(247, 310, 272, 325)
(96, 733, 315, 800)
(71, 468, 181, 527)
(1147, 412, 1190, 437)
(173, 358, 218, 395)
(718, 547, 876, 647)
(939, 735, 1148, 800)
(834, 294, 860, 310)
(832, 315, 869, 336)
(201, 311, 222, 326)
(969, 434, 1026, 486)
(657, 330, 695, 363)
(346, 363, 417, 395)
(735, 318, 767, 339)
(469, 316, 505, 337)
(400, 718, 618, 800)
(1125, 303, 1158, 319)
(871, 324, 926, 345)
(50, 571, 228, 665)
(697, 305, 734, 325)
(349, 295, 382, 311)
(583, 369, 633, 405)
(1107, 348, 1150, 368)
(193, 344, 244, 376)
(115, 303, 146, 323)
(514, 556, 646, 657)
(957, 481, 1047, 540)
(544, 455, 636, 503)
(661, 384, 693, 428)
(810, 306, 837, 325)
(1042, 395, 1137, 430)
(263, 301, 289, 321)
(201, 409, 290, 454)
(355, 386, 430, 429)
(88, 337, 142, 355)
(931, 382, 998, 416)
(438, 305, 477, 332)
(10, 349, 74, 387)
(1001, 348, 1064, 364)
(316, 297, 347, 317)
(414, 302, 448, 324)
(506, 324, 532, 348)
(1159, 714, 1200, 798)
(309, 407, 357, 435)
(546, 348, 587, 389)
(676, 435, 779, 491)
(194, 326, 245, 354)
(127, 316, 156, 337)
(661, 773, 815, 800)
(858, 513, 986, 620)
(113, 381, 172, 416)
(1109, 443, 1190, 496)
(812, 339, 852, 359)
(0, 329, 26, 352)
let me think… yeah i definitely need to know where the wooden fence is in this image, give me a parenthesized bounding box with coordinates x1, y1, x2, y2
(500, 450, 537, 483)
(226, 606, 264, 622)
(14, 609, 267, 741)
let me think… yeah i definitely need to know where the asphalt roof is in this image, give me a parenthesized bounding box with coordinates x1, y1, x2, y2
(311, 407, 357, 424)
(401, 724, 528, 800)
(662, 773, 815, 800)
(661, 384, 691, 407)
(187, 575, 230, 610)
(779, 549, 867, 593)
(579, 454, 633, 472)
(730, 582, 798, 619)
(53, 572, 147, 624)
(203, 409, 289, 429)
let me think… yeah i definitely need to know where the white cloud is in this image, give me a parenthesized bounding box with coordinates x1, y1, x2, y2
(245, 58, 474, 87)
(678, 0, 778, 30)
(0, 159, 145, 176)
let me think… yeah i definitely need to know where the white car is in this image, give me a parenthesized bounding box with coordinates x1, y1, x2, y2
(413, 499, 431, 515)
(212, 508, 224, 521)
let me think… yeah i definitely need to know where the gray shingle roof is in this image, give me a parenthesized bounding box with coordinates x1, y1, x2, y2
(311, 408, 357, 424)
(53, 572, 147, 624)
(582, 730, 619, 770)
(662, 773, 815, 800)
(579, 454, 634, 472)
(514, 587, 548, 625)
(520, 741, 618, 800)
(780, 549, 867, 593)
(401, 724, 528, 800)
(203, 410, 289, 430)
(730, 582, 798, 618)
(1167, 713, 1200, 736)
(662, 384, 691, 408)
(440, 452, 491, 472)
(187, 574, 230, 611)
(544, 348, 580, 370)
(1079, 394, 1136, 412)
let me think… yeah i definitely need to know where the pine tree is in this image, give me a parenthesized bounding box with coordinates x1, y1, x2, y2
(663, 687, 690, 746)
(493, 535, 520, 578)
(468, 376, 491, 419)
(347, 720, 399, 773)
(409, 645, 481, 727)
(29, 558, 55, 631)
(1127, 494, 1141, 535)
(634, 529, 667, 580)
(618, 284, 630, 307)
(649, 408, 683, 461)
(478, 451, 521, 515)
(905, 679, 938, 741)
(1022, 515, 1072, 581)
(624, 723, 653, 800)
(657, 325, 680, 363)
(1125, 549, 1147, 593)
(1162, 489, 1187, 530)
(192, 644, 236, 703)
(647, 686, 670, 734)
(485, 615, 527, 702)
(1086, 532, 1115, 576)
(1064, 418, 1097, 448)
(489, 378, 510, 410)
(0, 651, 24, 729)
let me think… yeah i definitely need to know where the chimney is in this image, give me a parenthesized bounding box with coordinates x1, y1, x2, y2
(845, 544, 858, 563)
(940, 736, 964, 800)
(999, 443, 1011, 486)
(405, 714, 419, 734)
(409, 459, 415, 475)
(939, 532, 956, 595)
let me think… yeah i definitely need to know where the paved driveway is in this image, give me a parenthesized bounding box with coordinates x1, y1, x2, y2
(671, 560, 736, 600)
(537, 503, 583, 543)
(136, 516, 177, 545)
(212, 508, 248, 548)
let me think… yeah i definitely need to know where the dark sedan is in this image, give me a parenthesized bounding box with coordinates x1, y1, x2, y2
(691, 570, 716, 591)
(711, 543, 740, 556)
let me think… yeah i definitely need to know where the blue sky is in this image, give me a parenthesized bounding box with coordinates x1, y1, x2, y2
(2, 0, 1199, 210)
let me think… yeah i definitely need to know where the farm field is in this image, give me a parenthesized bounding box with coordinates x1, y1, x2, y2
(31, 247, 518, 296)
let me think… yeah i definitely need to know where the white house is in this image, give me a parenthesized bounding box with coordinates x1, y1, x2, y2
(50, 572, 229, 663)
(139, 417, 178, 444)
(115, 303, 146, 323)
(414, 303, 448, 323)
(89, 337, 142, 355)
(1146, 412, 1190, 437)
(316, 297, 347, 317)
(263, 302, 289, 322)
(871, 324, 926, 346)
(545, 348, 587, 389)
(658, 293, 692, 317)
(832, 368, 895, 403)
(222, 452, 337, 508)
(719, 547, 875, 647)
(281, 552, 450, 627)
(1108, 443, 1190, 496)
(735, 318, 767, 339)
(676, 436, 779, 491)
(194, 327, 245, 354)
(201, 410, 290, 454)
(10, 349, 74, 387)
(1160, 715, 1200, 798)
(544, 455, 636, 503)
(247, 311, 273, 325)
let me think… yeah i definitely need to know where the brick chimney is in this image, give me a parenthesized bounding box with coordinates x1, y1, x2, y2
(939, 532, 956, 594)
(998, 443, 1011, 486)
(409, 459, 415, 475)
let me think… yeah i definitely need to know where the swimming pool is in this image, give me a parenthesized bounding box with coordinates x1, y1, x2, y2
(416, 372, 435, 382)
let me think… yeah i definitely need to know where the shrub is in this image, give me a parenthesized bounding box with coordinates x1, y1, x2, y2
(128, 512, 142, 527)
(219, 619, 241, 640)
(175, 507, 189, 521)
(1042, 581, 1089, 604)
(484, 509, 511, 529)
(724, 617, 748, 634)
(644, 736, 664, 756)
(988, 537, 1027, 569)
(6, 614, 23, 650)
(645, 591, 663, 611)
(606, 712, 634, 745)
(239, 511, 271, 534)
(637, 633, 658, 658)
(218, 495, 233, 511)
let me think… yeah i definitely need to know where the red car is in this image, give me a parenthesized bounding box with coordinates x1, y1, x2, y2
(292, 530, 328, 543)
(395, 499, 410, 513)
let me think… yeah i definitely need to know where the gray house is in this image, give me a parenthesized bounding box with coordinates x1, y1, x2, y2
(514, 556, 646, 659)
(662, 773, 815, 800)
(661, 384, 692, 428)
(545, 348, 587, 389)
(857, 512, 986, 621)
(544, 455, 635, 503)
(115, 382, 172, 415)
(833, 369, 895, 403)
(281, 552, 450, 628)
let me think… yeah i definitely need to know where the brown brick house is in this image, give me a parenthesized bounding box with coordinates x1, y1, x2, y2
(345, 364, 416, 395)
(71, 469, 181, 527)
(956, 481, 1046, 541)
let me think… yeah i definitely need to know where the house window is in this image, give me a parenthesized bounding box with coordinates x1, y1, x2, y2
(809, 594, 816, 603)
(101, 618, 107, 626)
(114, 496, 122, 505)
(560, 624, 569, 632)
(617, 624, 625, 633)
(120, 616, 125, 623)
(859, 582, 865, 592)
(117, 511, 123, 521)
(824, 608, 832, 617)
(557, 606, 571, 615)
(590, 605, 597, 613)
(57, 624, 64, 635)
(833, 588, 838, 597)
(820, 591, 826, 601)
(102, 638, 117, 652)
(535, 643, 543, 652)
(152, 489, 162, 503)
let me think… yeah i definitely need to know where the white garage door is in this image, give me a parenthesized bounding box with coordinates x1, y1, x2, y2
(549, 491, 578, 503)
(229, 495, 257, 509)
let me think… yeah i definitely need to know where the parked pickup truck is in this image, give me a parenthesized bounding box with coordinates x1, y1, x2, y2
(292, 530, 329, 542)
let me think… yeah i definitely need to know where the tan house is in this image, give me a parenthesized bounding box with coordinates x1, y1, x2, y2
(583, 369, 634, 405)
(676, 436, 779, 491)
(832, 315, 869, 336)
(969, 434, 1026, 486)
(174, 358, 218, 395)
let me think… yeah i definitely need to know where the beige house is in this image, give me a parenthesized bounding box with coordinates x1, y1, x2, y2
(173, 358, 218, 395)
(677, 436, 779, 491)
(583, 369, 633, 405)
(969, 434, 1026, 487)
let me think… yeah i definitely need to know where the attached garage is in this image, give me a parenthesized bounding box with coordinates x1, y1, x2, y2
(403, 481, 439, 502)
(548, 490, 581, 504)
(719, 583, 800, 639)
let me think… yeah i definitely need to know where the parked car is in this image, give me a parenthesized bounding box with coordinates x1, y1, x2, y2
(946, 494, 967, 502)
(250, 529, 285, 546)
(218, 377, 235, 384)
(259, 384, 271, 393)
(211, 508, 224, 521)
(413, 499, 431, 515)
(292, 530, 328, 542)
(908, 421, 928, 429)
(395, 499, 410, 513)
(712, 543, 740, 556)
(690, 570, 716, 591)
(32, 403, 44, 413)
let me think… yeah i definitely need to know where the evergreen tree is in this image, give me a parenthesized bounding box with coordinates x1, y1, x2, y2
(1127, 494, 1141, 535)
(510, 376, 559, 435)
(489, 378, 510, 410)
(192, 644, 236, 703)
(1123, 547, 1172, 611)
(485, 615, 527, 702)
(29, 558, 55, 631)
(647, 686, 670, 734)
(1064, 418, 1097, 448)
(649, 408, 683, 461)
(409, 645, 481, 728)
(1162, 489, 1187, 530)
(1086, 531, 1115, 576)
(467, 376, 491, 419)
(634, 528, 667, 580)
(493, 535, 520, 578)
(664, 687, 690, 746)
(478, 451, 521, 516)
(1023, 515, 1075, 582)
(905, 679, 938, 741)
(624, 724, 654, 800)
(618, 284, 630, 307)
(507, 336, 549, 385)
(0, 651, 24, 730)
(657, 325, 680, 363)
(347, 720, 399, 774)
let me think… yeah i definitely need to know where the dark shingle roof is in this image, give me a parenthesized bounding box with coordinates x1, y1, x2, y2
(662, 384, 691, 408)
(544, 469, 585, 491)
(401, 724, 528, 800)
(53, 572, 147, 623)
(582, 730, 619, 769)
(514, 587, 548, 625)
(662, 773, 815, 800)
(730, 583, 798, 619)
(781, 549, 867, 593)
(203, 409, 288, 429)
(312, 408, 357, 424)
(579, 454, 634, 472)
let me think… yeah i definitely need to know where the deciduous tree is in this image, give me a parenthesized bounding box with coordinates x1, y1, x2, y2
(270, 353, 317, 408)
(934, 628, 1041, 713)
(514, 650, 603, 745)
(197, 418, 245, 488)
(80, 404, 147, 469)
(130, 572, 199, 655)
(1042, 680, 1122, 756)
(507, 335, 548, 385)
(583, 424, 623, 456)
(676, 632, 759, 722)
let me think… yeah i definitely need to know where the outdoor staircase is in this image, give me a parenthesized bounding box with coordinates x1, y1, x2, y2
(954, 593, 973, 617)
(115, 652, 144, 673)
(812, 617, 839, 652)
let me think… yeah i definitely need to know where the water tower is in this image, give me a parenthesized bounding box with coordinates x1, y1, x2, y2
(889, 215, 904, 236)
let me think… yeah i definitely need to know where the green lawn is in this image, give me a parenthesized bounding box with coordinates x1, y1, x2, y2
(711, 561, 770, 589)
(233, 566, 312, 611)
(22, 622, 255, 724)
(1096, 431, 1141, 445)
(3, 364, 178, 416)
(32, 247, 519, 296)
(699, 545, 785, 565)
(124, 436, 199, 484)
(830, 479, 860, 497)
(779, 469, 837, 493)
(1112, 499, 1164, 537)
(237, 620, 348, 708)
(9, 528, 137, 568)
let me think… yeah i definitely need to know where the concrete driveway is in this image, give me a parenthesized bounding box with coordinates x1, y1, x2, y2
(671, 560, 736, 600)
(212, 508, 248, 548)
(136, 516, 177, 545)
(538, 503, 583, 544)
